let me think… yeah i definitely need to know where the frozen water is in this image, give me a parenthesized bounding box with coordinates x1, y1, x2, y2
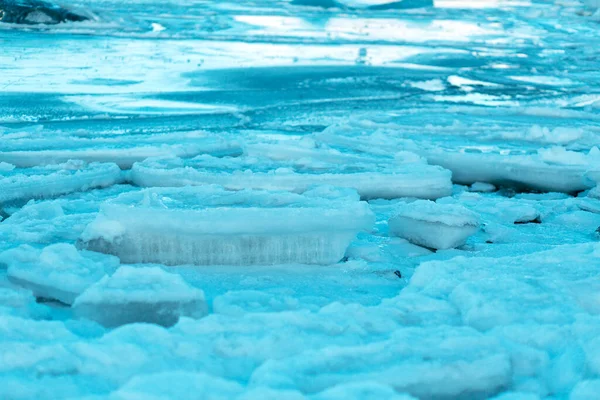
(73, 266, 208, 327)
(0, 160, 121, 205)
(0, 127, 242, 169)
(3, 243, 119, 305)
(388, 200, 480, 249)
(131, 155, 453, 200)
(2, 0, 600, 397)
(80, 185, 375, 265)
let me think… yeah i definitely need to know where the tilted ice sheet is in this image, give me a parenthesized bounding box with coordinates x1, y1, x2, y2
(73, 266, 208, 327)
(80, 185, 375, 266)
(0, 126, 242, 169)
(0, 160, 122, 205)
(130, 154, 453, 200)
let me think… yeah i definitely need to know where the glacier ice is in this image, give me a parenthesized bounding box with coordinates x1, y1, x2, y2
(73, 266, 207, 327)
(3, 243, 119, 305)
(79, 185, 375, 266)
(130, 154, 453, 200)
(388, 200, 480, 249)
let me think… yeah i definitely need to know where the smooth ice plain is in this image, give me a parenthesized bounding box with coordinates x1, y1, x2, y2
(2, 0, 600, 399)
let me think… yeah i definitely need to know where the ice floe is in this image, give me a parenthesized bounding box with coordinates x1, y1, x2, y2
(73, 266, 207, 327)
(388, 200, 480, 249)
(80, 185, 375, 266)
(130, 154, 453, 200)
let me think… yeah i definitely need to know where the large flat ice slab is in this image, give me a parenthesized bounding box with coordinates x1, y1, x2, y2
(79, 185, 375, 266)
(389, 200, 480, 250)
(0, 128, 242, 169)
(73, 266, 207, 327)
(315, 126, 600, 193)
(3, 243, 120, 305)
(130, 154, 453, 200)
(0, 160, 121, 205)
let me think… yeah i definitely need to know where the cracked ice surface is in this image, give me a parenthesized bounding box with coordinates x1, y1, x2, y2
(1, 0, 600, 398)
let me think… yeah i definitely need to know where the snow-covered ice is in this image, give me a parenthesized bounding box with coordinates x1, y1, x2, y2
(80, 185, 375, 265)
(73, 266, 207, 327)
(388, 200, 480, 249)
(131, 154, 453, 200)
(2, 0, 600, 397)
(3, 243, 119, 305)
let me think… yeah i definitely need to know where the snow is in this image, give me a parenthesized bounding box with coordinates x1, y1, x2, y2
(73, 266, 208, 327)
(130, 155, 453, 200)
(3, 243, 119, 305)
(0, 161, 122, 205)
(388, 200, 480, 249)
(80, 185, 374, 265)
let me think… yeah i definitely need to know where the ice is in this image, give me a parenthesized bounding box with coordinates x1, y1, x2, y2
(0, 160, 121, 205)
(79, 185, 374, 266)
(0, 128, 242, 169)
(73, 266, 208, 327)
(471, 182, 497, 193)
(3, 243, 119, 305)
(131, 155, 453, 200)
(388, 200, 480, 249)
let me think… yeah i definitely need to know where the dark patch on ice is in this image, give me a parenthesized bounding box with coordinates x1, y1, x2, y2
(394, 270, 402, 279)
(514, 216, 542, 225)
(0, 0, 89, 25)
(35, 296, 70, 307)
(69, 78, 143, 87)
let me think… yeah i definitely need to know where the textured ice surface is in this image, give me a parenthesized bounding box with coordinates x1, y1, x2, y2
(388, 200, 480, 249)
(0, 160, 121, 204)
(73, 266, 207, 327)
(3, 0, 600, 397)
(3, 243, 119, 305)
(0, 127, 242, 169)
(80, 185, 375, 265)
(131, 155, 453, 200)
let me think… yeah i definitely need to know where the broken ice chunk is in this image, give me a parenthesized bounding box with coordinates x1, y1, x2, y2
(470, 182, 496, 193)
(0, 161, 121, 205)
(388, 200, 479, 250)
(73, 266, 207, 327)
(3, 243, 119, 305)
(131, 155, 452, 200)
(79, 185, 375, 266)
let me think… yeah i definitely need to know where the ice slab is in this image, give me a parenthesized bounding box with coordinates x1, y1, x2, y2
(3, 244, 119, 305)
(315, 126, 600, 193)
(388, 200, 480, 249)
(130, 155, 453, 200)
(73, 266, 207, 327)
(0, 160, 121, 205)
(0, 128, 242, 169)
(79, 185, 375, 266)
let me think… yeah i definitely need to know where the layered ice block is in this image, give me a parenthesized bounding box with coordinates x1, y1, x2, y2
(130, 154, 453, 200)
(388, 200, 480, 250)
(0, 129, 242, 169)
(0, 160, 121, 205)
(73, 266, 207, 327)
(79, 185, 375, 266)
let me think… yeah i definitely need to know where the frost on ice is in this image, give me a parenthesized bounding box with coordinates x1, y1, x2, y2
(80, 185, 375, 266)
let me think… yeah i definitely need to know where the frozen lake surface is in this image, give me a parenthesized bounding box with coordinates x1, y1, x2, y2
(2, 0, 600, 398)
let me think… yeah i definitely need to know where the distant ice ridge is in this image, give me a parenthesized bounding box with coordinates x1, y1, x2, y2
(0, 160, 121, 205)
(79, 185, 375, 266)
(3, 243, 119, 305)
(291, 0, 433, 10)
(130, 153, 453, 200)
(73, 266, 207, 327)
(388, 200, 480, 249)
(316, 124, 600, 193)
(0, 127, 242, 169)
